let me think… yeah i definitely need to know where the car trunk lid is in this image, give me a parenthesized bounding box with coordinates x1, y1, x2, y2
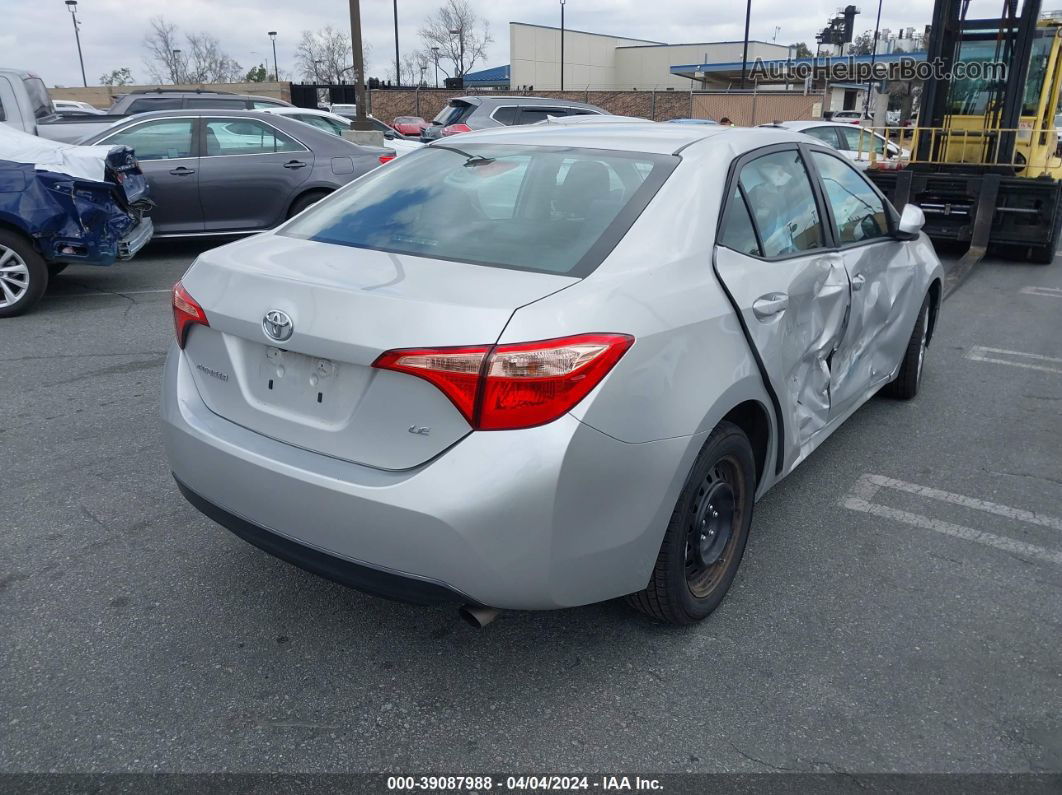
(179, 233, 577, 470)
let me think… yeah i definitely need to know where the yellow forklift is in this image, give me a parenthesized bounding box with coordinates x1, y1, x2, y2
(868, 0, 1062, 264)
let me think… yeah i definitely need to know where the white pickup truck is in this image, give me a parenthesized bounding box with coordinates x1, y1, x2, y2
(0, 68, 126, 143)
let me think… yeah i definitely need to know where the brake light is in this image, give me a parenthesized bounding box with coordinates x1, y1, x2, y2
(172, 281, 208, 349)
(441, 123, 472, 136)
(379, 154, 395, 164)
(373, 333, 634, 430)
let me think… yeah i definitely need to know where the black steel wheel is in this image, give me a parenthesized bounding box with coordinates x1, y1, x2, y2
(627, 420, 756, 625)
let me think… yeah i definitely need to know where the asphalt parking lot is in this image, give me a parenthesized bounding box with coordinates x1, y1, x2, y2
(2, 239, 1061, 774)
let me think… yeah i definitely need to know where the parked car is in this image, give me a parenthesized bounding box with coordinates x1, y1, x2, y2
(328, 104, 359, 119)
(392, 115, 429, 136)
(0, 124, 153, 316)
(79, 109, 391, 236)
(0, 70, 294, 144)
(163, 122, 943, 625)
(761, 120, 909, 168)
(52, 99, 104, 115)
(260, 107, 408, 139)
(420, 95, 606, 141)
(827, 109, 869, 124)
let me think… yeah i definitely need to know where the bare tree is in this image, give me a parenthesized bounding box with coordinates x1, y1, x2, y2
(295, 26, 371, 83)
(418, 0, 492, 78)
(388, 50, 431, 86)
(143, 17, 184, 83)
(184, 32, 243, 83)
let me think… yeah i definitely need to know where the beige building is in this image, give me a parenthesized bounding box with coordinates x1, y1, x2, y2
(508, 22, 792, 91)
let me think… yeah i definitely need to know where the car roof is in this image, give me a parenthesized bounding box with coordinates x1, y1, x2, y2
(767, 120, 876, 131)
(434, 121, 813, 156)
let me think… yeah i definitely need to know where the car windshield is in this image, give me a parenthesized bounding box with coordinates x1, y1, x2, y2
(281, 144, 676, 276)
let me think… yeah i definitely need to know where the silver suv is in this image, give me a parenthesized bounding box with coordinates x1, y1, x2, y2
(420, 95, 605, 141)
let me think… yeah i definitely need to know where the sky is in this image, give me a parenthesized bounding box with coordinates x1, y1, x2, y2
(4, 0, 992, 88)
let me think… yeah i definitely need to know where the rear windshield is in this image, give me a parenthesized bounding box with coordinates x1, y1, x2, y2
(280, 144, 676, 276)
(432, 101, 471, 126)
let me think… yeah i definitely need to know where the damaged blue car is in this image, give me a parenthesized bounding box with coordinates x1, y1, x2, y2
(0, 125, 153, 317)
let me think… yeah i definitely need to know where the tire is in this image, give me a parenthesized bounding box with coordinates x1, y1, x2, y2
(883, 293, 930, 400)
(626, 421, 756, 625)
(47, 263, 69, 277)
(287, 190, 330, 219)
(0, 229, 48, 318)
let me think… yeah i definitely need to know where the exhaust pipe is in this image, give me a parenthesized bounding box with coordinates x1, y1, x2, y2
(458, 605, 500, 628)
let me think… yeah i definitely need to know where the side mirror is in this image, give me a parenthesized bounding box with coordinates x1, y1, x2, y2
(897, 204, 925, 239)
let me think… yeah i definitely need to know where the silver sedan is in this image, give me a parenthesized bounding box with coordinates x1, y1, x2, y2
(162, 123, 943, 625)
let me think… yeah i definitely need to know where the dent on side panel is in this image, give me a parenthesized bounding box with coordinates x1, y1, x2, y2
(785, 255, 850, 444)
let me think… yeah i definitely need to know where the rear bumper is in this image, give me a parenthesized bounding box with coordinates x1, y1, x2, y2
(174, 478, 474, 605)
(117, 216, 154, 260)
(162, 345, 699, 610)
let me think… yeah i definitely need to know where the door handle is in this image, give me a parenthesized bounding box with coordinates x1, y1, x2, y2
(851, 274, 867, 291)
(283, 160, 307, 169)
(752, 293, 789, 320)
(168, 166, 195, 176)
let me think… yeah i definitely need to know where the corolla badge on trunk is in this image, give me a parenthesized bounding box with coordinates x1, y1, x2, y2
(262, 309, 294, 342)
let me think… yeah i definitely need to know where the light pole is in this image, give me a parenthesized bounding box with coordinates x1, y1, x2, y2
(268, 32, 278, 81)
(864, 0, 884, 119)
(64, 1, 86, 88)
(172, 49, 182, 84)
(348, 0, 370, 129)
(431, 46, 440, 88)
(739, 0, 751, 89)
(559, 0, 566, 91)
(393, 0, 401, 86)
(449, 27, 464, 79)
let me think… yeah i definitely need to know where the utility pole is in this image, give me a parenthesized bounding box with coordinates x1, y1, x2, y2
(268, 32, 278, 81)
(449, 27, 464, 79)
(560, 0, 566, 91)
(348, 0, 370, 129)
(393, 0, 401, 86)
(740, 0, 751, 89)
(432, 46, 440, 87)
(64, 1, 87, 88)
(864, 0, 884, 119)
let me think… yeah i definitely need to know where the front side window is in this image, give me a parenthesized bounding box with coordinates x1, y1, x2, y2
(296, 114, 345, 135)
(204, 119, 304, 156)
(738, 150, 823, 257)
(282, 144, 675, 276)
(811, 152, 889, 244)
(99, 119, 194, 160)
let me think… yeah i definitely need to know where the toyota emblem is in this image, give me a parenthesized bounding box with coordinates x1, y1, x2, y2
(262, 309, 294, 342)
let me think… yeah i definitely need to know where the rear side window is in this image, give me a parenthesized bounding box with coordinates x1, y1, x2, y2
(811, 152, 889, 244)
(803, 126, 841, 148)
(837, 126, 887, 155)
(738, 150, 823, 258)
(204, 119, 304, 155)
(126, 97, 182, 114)
(517, 107, 568, 124)
(718, 186, 761, 256)
(282, 144, 676, 276)
(491, 106, 518, 125)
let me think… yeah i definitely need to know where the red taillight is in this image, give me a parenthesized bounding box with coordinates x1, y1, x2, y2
(379, 154, 395, 164)
(373, 333, 634, 430)
(441, 123, 472, 136)
(172, 281, 208, 349)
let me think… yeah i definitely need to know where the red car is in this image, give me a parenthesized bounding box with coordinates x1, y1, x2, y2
(392, 116, 429, 136)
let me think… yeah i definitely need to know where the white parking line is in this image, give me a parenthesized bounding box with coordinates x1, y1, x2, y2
(1020, 285, 1062, 298)
(840, 474, 1062, 567)
(966, 346, 1062, 375)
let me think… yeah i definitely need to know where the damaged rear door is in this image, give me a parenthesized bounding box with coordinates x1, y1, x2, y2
(95, 117, 202, 234)
(714, 145, 850, 471)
